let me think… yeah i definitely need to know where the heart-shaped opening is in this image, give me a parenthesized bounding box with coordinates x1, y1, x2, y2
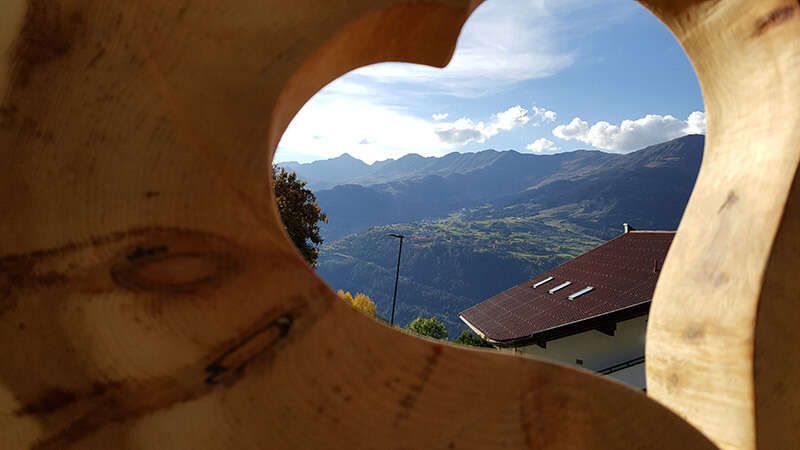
(271, 0, 705, 393)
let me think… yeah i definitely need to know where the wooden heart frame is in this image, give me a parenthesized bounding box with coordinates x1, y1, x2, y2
(1, 1, 798, 449)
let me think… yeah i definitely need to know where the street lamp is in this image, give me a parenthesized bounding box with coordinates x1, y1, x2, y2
(386, 233, 404, 326)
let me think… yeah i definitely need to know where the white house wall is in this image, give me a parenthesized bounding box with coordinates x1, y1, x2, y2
(501, 315, 648, 389)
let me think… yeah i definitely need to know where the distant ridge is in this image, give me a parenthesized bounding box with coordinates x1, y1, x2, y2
(278, 136, 704, 191)
(278, 148, 521, 189)
(309, 135, 704, 239)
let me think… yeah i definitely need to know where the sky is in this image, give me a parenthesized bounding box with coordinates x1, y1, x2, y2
(276, 0, 705, 164)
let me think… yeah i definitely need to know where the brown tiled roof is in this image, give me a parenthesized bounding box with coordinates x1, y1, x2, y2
(459, 231, 675, 345)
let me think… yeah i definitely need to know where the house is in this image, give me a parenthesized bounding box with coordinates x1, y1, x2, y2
(459, 225, 674, 389)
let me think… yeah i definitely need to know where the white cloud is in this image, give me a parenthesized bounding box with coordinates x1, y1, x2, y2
(279, 99, 560, 163)
(434, 120, 484, 146)
(277, 89, 450, 164)
(494, 105, 531, 131)
(526, 138, 560, 153)
(685, 111, 706, 134)
(280, 100, 536, 162)
(531, 106, 557, 124)
(350, 1, 594, 97)
(435, 105, 530, 145)
(553, 117, 590, 140)
(552, 111, 706, 152)
(348, 1, 636, 97)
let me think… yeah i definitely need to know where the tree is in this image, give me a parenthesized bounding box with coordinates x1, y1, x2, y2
(337, 290, 354, 302)
(405, 317, 448, 340)
(351, 293, 377, 317)
(273, 166, 328, 266)
(453, 330, 493, 348)
(337, 290, 377, 317)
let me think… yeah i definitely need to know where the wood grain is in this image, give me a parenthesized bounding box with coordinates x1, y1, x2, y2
(642, 0, 800, 449)
(0, 0, 794, 449)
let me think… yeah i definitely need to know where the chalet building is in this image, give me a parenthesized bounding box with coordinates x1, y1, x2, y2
(459, 226, 674, 389)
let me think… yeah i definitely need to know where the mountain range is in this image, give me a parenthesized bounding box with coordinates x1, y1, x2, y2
(279, 134, 704, 335)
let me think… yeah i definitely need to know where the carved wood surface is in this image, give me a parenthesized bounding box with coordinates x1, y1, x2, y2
(643, 1, 800, 449)
(0, 0, 796, 449)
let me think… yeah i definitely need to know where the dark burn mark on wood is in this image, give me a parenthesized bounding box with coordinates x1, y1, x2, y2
(26, 305, 306, 448)
(3, 267, 68, 290)
(30, 380, 191, 450)
(0, 227, 182, 267)
(144, 190, 160, 198)
(667, 372, 681, 393)
(753, 4, 797, 37)
(0, 254, 69, 314)
(205, 313, 295, 385)
(9, 1, 87, 89)
(1, 227, 245, 309)
(90, 382, 113, 396)
(85, 47, 105, 69)
(23, 271, 68, 288)
(0, 226, 311, 305)
(111, 247, 238, 294)
(126, 245, 168, 262)
(684, 324, 706, 342)
(15, 388, 76, 416)
(15, 382, 120, 417)
(708, 268, 730, 287)
(395, 344, 443, 423)
(32, 308, 303, 448)
(718, 190, 738, 213)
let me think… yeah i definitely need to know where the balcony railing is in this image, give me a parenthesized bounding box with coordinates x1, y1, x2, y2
(597, 356, 645, 375)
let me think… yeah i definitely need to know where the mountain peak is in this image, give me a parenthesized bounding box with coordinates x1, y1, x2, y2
(398, 153, 425, 160)
(335, 153, 360, 161)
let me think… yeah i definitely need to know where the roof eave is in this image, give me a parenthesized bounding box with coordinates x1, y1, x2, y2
(462, 301, 652, 348)
(458, 314, 504, 345)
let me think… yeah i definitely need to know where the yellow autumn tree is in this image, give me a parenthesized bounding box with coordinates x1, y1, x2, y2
(351, 293, 377, 317)
(337, 289, 354, 303)
(336, 290, 377, 317)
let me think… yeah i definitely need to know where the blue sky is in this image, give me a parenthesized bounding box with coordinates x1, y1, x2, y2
(276, 0, 704, 164)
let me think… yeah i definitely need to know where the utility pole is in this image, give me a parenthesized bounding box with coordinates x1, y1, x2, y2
(387, 233, 404, 326)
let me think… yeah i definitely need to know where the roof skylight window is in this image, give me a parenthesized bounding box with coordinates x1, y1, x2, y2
(548, 281, 572, 294)
(568, 286, 594, 300)
(532, 276, 554, 288)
